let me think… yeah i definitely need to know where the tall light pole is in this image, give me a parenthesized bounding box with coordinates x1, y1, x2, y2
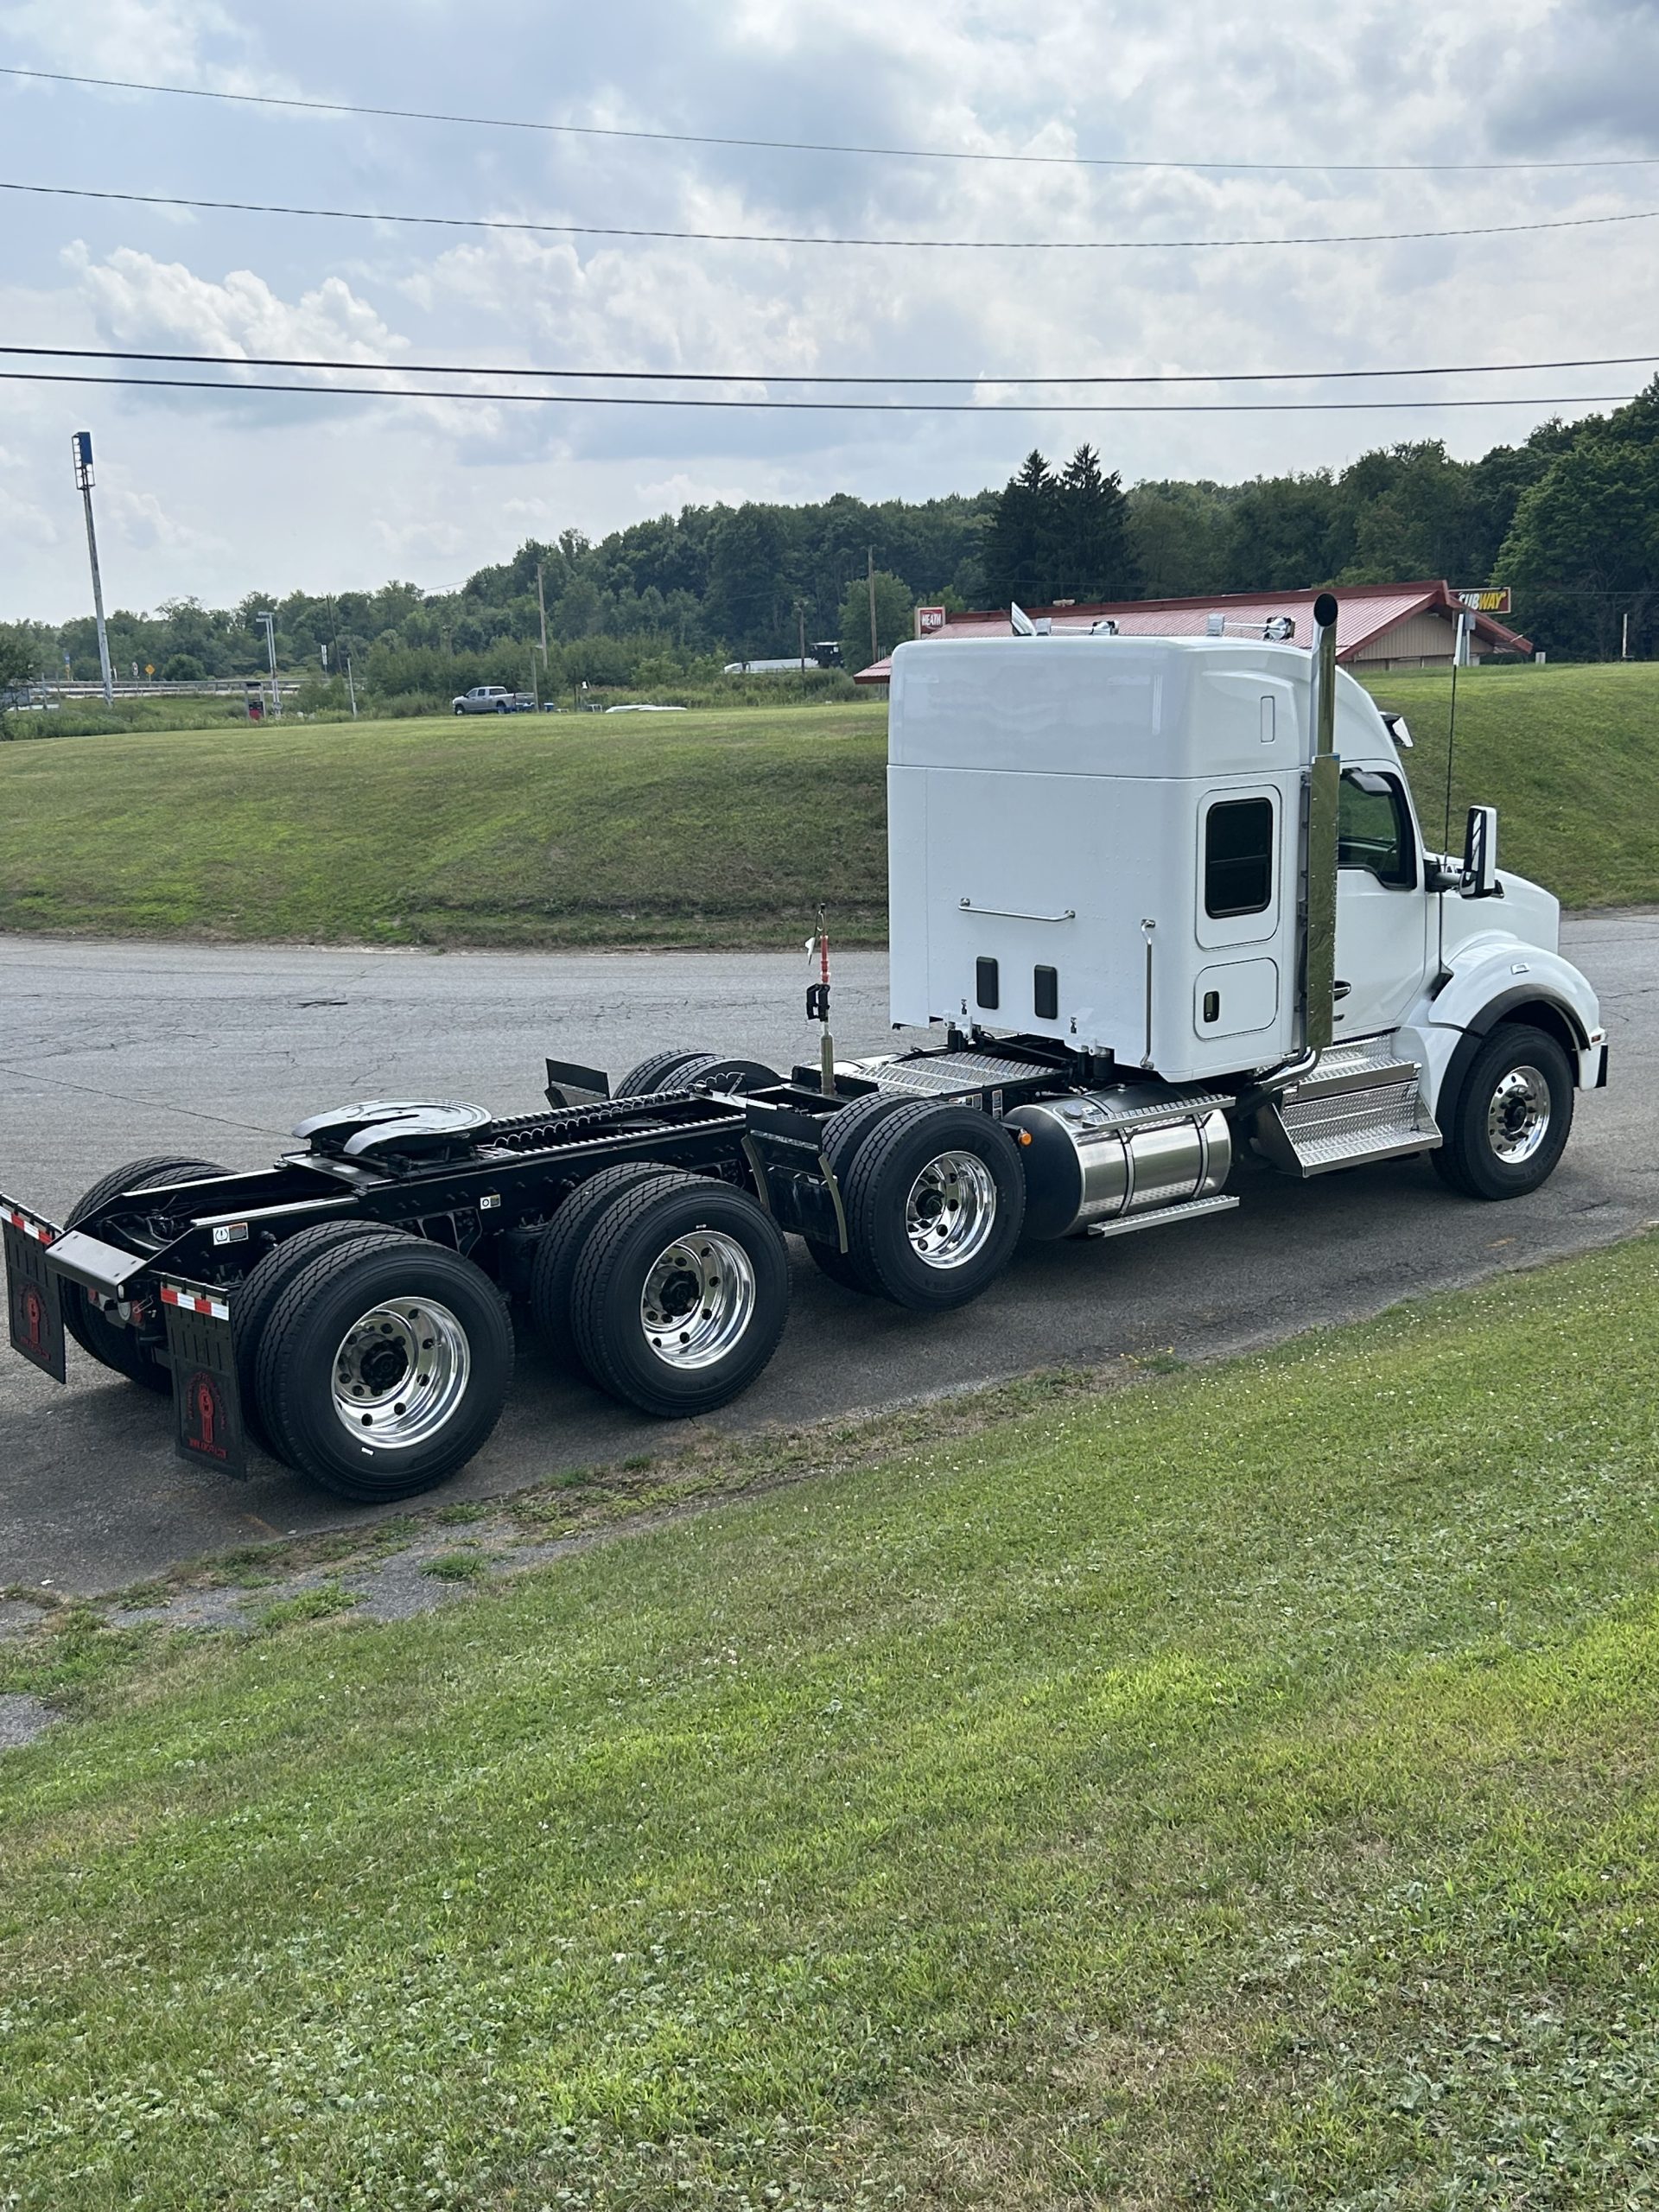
(72, 432, 114, 705)
(257, 611, 281, 718)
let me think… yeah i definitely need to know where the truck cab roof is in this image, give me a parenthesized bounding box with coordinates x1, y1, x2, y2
(888, 632, 1400, 780)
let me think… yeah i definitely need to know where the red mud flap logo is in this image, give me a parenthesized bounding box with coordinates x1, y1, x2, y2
(159, 1280, 248, 1478)
(181, 1369, 232, 1462)
(3, 1211, 67, 1382)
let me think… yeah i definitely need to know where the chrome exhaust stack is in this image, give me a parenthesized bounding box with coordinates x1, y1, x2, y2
(1304, 591, 1341, 1058)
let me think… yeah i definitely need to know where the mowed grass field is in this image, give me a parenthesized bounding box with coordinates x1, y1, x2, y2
(0, 662, 1653, 948)
(6, 1233, 1659, 2206)
(0, 703, 890, 947)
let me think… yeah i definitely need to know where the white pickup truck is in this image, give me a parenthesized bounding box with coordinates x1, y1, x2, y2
(451, 686, 534, 715)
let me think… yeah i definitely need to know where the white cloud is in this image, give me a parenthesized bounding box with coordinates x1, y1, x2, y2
(63, 244, 407, 367)
(101, 480, 227, 554)
(634, 469, 755, 511)
(2, 0, 1654, 616)
(6, 0, 284, 94)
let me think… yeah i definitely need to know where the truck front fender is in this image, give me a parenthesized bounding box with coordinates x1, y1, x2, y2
(1417, 944, 1605, 1105)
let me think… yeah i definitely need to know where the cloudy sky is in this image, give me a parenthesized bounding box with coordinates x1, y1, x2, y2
(3, 0, 1658, 620)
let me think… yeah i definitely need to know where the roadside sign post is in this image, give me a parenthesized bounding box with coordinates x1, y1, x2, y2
(1453, 586, 1511, 670)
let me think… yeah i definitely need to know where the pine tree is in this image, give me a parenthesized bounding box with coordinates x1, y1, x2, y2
(1056, 445, 1141, 601)
(982, 450, 1059, 605)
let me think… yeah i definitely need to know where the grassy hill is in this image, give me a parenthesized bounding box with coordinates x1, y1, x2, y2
(0, 664, 1653, 947)
(6, 1233, 1659, 2205)
(1371, 661, 1659, 909)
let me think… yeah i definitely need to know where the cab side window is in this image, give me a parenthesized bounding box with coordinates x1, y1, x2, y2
(1338, 769, 1417, 890)
(1204, 796, 1275, 918)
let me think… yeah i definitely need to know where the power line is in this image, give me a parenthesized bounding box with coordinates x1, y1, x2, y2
(8, 175, 1659, 251)
(10, 342, 1659, 387)
(1, 367, 1637, 413)
(3, 62, 1657, 176)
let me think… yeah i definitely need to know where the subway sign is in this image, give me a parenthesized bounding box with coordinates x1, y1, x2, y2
(1456, 588, 1512, 613)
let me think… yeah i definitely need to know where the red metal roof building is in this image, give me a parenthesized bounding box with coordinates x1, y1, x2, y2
(855, 580, 1534, 683)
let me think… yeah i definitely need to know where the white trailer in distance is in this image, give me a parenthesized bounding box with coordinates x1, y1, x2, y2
(3, 598, 1605, 1502)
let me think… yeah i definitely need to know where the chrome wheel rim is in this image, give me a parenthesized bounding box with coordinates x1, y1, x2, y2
(904, 1150, 997, 1268)
(1487, 1065, 1552, 1164)
(330, 1298, 470, 1448)
(639, 1230, 754, 1368)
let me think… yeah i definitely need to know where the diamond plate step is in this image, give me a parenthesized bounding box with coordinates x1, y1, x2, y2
(1255, 1039, 1440, 1178)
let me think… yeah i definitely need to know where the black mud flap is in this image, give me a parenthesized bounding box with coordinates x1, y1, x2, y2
(3, 1204, 67, 1382)
(159, 1279, 249, 1478)
(544, 1057, 612, 1108)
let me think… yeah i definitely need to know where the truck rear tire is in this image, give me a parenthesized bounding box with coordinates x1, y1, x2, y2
(1433, 1024, 1574, 1200)
(529, 1162, 689, 1370)
(803, 1092, 916, 1294)
(569, 1179, 790, 1416)
(234, 1221, 419, 1456)
(253, 1239, 513, 1501)
(64, 1155, 228, 1389)
(840, 1101, 1025, 1311)
(652, 1053, 784, 1097)
(614, 1049, 711, 1097)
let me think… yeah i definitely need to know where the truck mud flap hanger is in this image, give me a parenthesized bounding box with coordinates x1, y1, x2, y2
(2, 1192, 248, 1476)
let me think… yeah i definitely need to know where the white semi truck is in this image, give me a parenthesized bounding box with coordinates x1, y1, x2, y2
(3, 598, 1605, 1503)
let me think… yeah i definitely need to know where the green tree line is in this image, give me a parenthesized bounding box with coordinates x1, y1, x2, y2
(4, 379, 1656, 717)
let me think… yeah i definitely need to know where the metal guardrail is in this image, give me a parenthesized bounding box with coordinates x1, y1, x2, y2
(46, 678, 302, 699)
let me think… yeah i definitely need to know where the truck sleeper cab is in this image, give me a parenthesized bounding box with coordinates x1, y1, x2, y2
(3, 610, 1605, 1506)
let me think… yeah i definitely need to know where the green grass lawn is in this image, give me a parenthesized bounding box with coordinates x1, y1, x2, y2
(0, 703, 890, 947)
(7, 1233, 1659, 2207)
(1374, 661, 1659, 911)
(2, 662, 1654, 948)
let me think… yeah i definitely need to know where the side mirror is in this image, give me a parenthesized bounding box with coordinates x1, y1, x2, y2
(1461, 804, 1500, 898)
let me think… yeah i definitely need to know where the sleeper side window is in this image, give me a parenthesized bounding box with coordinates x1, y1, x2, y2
(1204, 797, 1275, 919)
(1338, 769, 1417, 889)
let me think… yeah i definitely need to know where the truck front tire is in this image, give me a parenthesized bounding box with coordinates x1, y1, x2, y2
(569, 1179, 790, 1416)
(1433, 1023, 1574, 1200)
(253, 1240, 513, 1500)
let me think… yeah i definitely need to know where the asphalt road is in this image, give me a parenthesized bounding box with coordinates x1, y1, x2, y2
(3, 921, 1654, 1597)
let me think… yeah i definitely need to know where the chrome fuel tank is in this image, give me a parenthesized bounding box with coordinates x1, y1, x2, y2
(1005, 1085, 1234, 1240)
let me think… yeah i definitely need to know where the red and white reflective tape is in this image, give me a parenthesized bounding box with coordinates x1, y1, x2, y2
(160, 1282, 232, 1322)
(5, 1207, 54, 1246)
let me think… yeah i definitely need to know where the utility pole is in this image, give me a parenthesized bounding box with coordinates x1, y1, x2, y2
(344, 652, 358, 719)
(1623, 609, 1631, 661)
(71, 432, 114, 705)
(798, 599, 807, 683)
(257, 611, 281, 718)
(537, 560, 549, 660)
(867, 545, 878, 667)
